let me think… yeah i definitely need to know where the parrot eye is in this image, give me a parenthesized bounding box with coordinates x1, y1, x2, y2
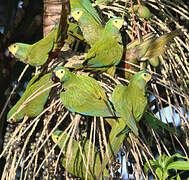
(144, 73, 147, 77)
(77, 11, 80, 14)
(61, 71, 64, 74)
(13, 45, 16, 48)
(114, 20, 118, 23)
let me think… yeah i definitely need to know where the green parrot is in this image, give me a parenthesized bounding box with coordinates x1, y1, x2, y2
(66, 0, 102, 46)
(51, 67, 129, 168)
(68, 8, 103, 46)
(52, 130, 110, 179)
(141, 29, 181, 66)
(74, 17, 127, 76)
(70, 0, 102, 24)
(8, 0, 100, 66)
(124, 32, 155, 80)
(8, 0, 72, 67)
(8, 24, 59, 66)
(7, 72, 54, 123)
(112, 70, 153, 136)
(124, 29, 181, 79)
(52, 66, 115, 117)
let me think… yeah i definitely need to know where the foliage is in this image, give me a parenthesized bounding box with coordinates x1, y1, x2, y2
(144, 153, 189, 180)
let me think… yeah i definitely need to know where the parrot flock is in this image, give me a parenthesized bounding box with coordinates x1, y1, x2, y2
(6, 0, 180, 179)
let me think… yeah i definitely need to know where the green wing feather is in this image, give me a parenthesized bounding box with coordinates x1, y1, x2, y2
(84, 36, 123, 68)
(52, 130, 110, 179)
(28, 29, 56, 66)
(111, 84, 126, 116)
(77, 0, 102, 24)
(7, 73, 54, 123)
(60, 75, 113, 117)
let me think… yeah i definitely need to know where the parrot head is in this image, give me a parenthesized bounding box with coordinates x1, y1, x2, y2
(68, 8, 85, 23)
(8, 43, 20, 56)
(129, 70, 155, 89)
(52, 66, 68, 83)
(139, 70, 152, 83)
(105, 17, 127, 32)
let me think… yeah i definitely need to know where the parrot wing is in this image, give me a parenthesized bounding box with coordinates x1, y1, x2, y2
(119, 90, 139, 136)
(28, 30, 55, 66)
(111, 84, 126, 116)
(60, 81, 113, 117)
(79, 0, 102, 24)
(52, 130, 109, 179)
(7, 73, 53, 123)
(143, 112, 176, 134)
(84, 37, 123, 68)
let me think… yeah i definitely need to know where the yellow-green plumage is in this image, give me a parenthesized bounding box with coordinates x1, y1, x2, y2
(70, 0, 102, 24)
(74, 17, 127, 76)
(52, 67, 114, 117)
(52, 130, 110, 179)
(8, 24, 59, 66)
(112, 70, 152, 136)
(7, 73, 54, 123)
(8, 0, 101, 66)
(67, 0, 102, 45)
(142, 29, 181, 64)
(124, 33, 154, 80)
(70, 8, 103, 46)
(124, 30, 180, 80)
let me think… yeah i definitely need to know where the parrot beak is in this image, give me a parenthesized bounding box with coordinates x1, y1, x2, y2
(6, 49, 14, 58)
(52, 72, 60, 82)
(150, 74, 157, 84)
(120, 20, 128, 31)
(68, 14, 78, 24)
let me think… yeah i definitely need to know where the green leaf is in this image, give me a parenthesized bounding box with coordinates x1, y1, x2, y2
(155, 167, 163, 179)
(144, 163, 149, 174)
(167, 161, 189, 170)
(163, 154, 175, 168)
(176, 174, 181, 180)
(173, 153, 189, 160)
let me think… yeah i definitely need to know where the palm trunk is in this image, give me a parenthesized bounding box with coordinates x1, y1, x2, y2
(43, 0, 62, 37)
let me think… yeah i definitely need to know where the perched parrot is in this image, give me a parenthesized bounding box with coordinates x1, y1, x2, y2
(112, 70, 153, 136)
(8, 0, 72, 67)
(51, 67, 129, 168)
(8, 24, 59, 66)
(7, 72, 54, 123)
(66, 0, 102, 45)
(70, 0, 102, 24)
(52, 67, 115, 117)
(124, 29, 181, 79)
(68, 8, 103, 46)
(52, 130, 110, 179)
(74, 17, 127, 76)
(8, 0, 100, 66)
